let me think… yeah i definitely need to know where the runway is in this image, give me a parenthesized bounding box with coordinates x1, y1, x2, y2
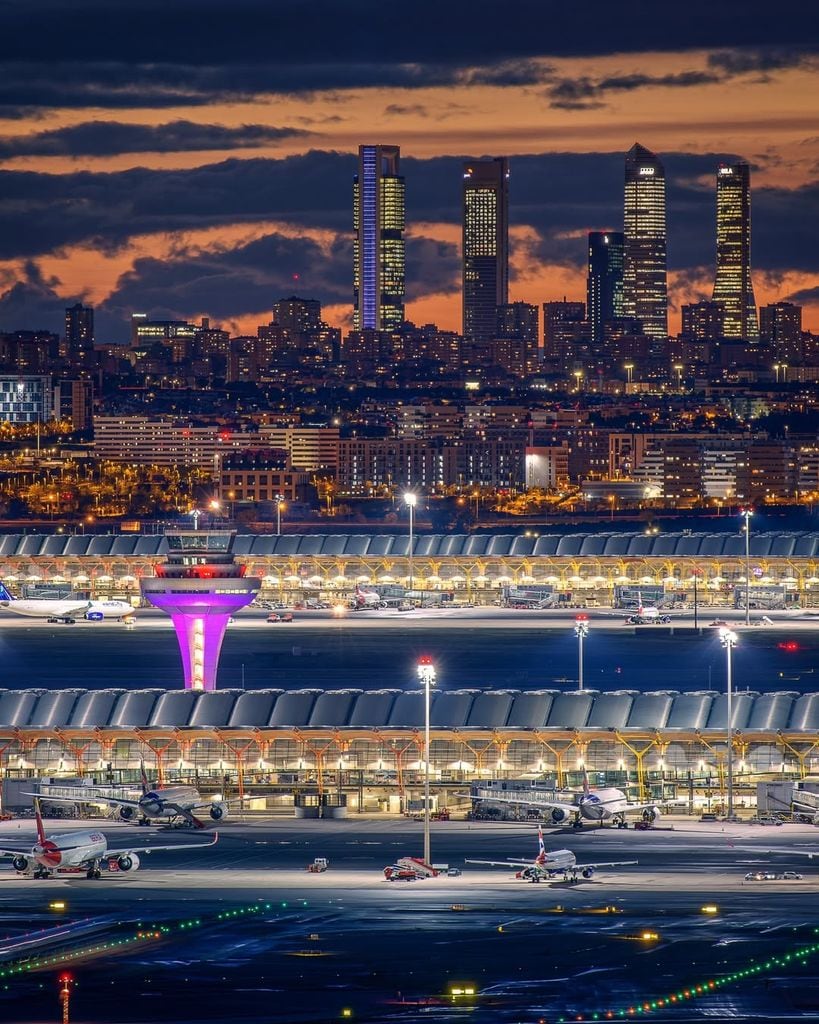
(3, 815, 819, 1022)
(0, 606, 816, 692)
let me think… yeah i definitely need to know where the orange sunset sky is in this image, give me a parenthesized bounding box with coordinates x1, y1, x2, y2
(0, 2, 816, 342)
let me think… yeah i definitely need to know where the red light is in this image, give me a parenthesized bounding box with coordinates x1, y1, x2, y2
(778, 641, 800, 653)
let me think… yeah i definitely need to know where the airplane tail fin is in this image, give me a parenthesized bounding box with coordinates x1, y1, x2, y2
(582, 768, 590, 795)
(537, 825, 545, 858)
(139, 758, 149, 795)
(0, 580, 14, 602)
(34, 798, 47, 846)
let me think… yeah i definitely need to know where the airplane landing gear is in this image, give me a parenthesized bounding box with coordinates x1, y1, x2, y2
(572, 818, 583, 829)
(617, 819, 628, 829)
(86, 863, 102, 879)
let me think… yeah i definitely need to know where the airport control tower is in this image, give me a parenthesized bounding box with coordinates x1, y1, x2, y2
(141, 531, 260, 691)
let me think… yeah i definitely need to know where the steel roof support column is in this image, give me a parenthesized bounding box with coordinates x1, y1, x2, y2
(776, 735, 819, 779)
(134, 731, 177, 785)
(54, 729, 93, 777)
(614, 733, 661, 804)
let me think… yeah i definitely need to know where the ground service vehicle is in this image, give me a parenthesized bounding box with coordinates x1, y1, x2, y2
(307, 858, 328, 873)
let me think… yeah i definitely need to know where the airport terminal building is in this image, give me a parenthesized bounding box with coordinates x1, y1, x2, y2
(2, 686, 819, 815)
(0, 530, 817, 606)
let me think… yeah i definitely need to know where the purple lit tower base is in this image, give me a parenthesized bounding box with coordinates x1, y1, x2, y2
(141, 531, 260, 691)
(141, 589, 259, 691)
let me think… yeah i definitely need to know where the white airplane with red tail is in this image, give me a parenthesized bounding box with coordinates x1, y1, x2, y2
(0, 799, 216, 879)
(466, 825, 636, 882)
(352, 585, 385, 609)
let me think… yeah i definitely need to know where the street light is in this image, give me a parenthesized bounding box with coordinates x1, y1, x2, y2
(404, 493, 417, 593)
(574, 615, 589, 691)
(740, 508, 753, 626)
(275, 495, 285, 536)
(417, 656, 437, 866)
(719, 628, 738, 820)
(692, 567, 703, 631)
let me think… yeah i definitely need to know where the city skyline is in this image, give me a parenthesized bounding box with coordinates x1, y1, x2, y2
(0, 0, 815, 342)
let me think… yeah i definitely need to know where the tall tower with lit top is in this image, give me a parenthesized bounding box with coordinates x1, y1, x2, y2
(353, 145, 405, 331)
(623, 143, 668, 345)
(712, 163, 759, 340)
(141, 531, 260, 691)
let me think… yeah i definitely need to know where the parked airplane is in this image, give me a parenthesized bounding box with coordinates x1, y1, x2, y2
(352, 585, 385, 610)
(624, 603, 671, 625)
(475, 773, 662, 829)
(30, 762, 229, 828)
(466, 825, 637, 882)
(0, 799, 217, 878)
(0, 582, 134, 623)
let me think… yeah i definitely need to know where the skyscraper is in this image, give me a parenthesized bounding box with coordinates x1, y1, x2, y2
(712, 163, 759, 340)
(353, 145, 405, 331)
(760, 301, 802, 363)
(463, 158, 510, 343)
(64, 302, 94, 354)
(587, 231, 624, 344)
(623, 143, 668, 344)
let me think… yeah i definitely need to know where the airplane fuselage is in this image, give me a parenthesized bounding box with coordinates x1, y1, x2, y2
(0, 598, 133, 620)
(139, 786, 201, 817)
(577, 788, 630, 821)
(29, 828, 107, 870)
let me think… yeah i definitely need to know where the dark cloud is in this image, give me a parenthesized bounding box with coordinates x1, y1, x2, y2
(544, 48, 817, 110)
(2, 1, 815, 67)
(706, 48, 814, 75)
(405, 237, 460, 301)
(0, 121, 310, 159)
(786, 286, 819, 304)
(547, 71, 722, 110)
(384, 104, 429, 118)
(0, 3, 814, 114)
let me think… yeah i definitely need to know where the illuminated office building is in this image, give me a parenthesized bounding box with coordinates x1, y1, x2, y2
(463, 158, 510, 344)
(623, 143, 668, 344)
(64, 303, 94, 355)
(353, 145, 405, 331)
(587, 231, 624, 344)
(712, 163, 759, 340)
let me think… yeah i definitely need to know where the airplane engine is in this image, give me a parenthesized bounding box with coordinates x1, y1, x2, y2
(11, 855, 29, 873)
(549, 808, 568, 823)
(117, 854, 140, 872)
(581, 867, 594, 879)
(644, 808, 660, 824)
(209, 801, 228, 821)
(119, 806, 137, 821)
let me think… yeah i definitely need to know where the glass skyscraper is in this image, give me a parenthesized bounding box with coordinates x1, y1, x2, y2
(623, 143, 668, 344)
(462, 157, 510, 344)
(712, 163, 759, 340)
(587, 231, 624, 344)
(353, 145, 405, 331)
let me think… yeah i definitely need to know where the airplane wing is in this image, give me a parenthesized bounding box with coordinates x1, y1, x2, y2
(474, 793, 578, 817)
(465, 858, 533, 868)
(106, 833, 218, 858)
(23, 792, 142, 811)
(623, 802, 658, 814)
(573, 859, 638, 871)
(162, 802, 206, 828)
(733, 846, 819, 858)
(0, 846, 33, 857)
